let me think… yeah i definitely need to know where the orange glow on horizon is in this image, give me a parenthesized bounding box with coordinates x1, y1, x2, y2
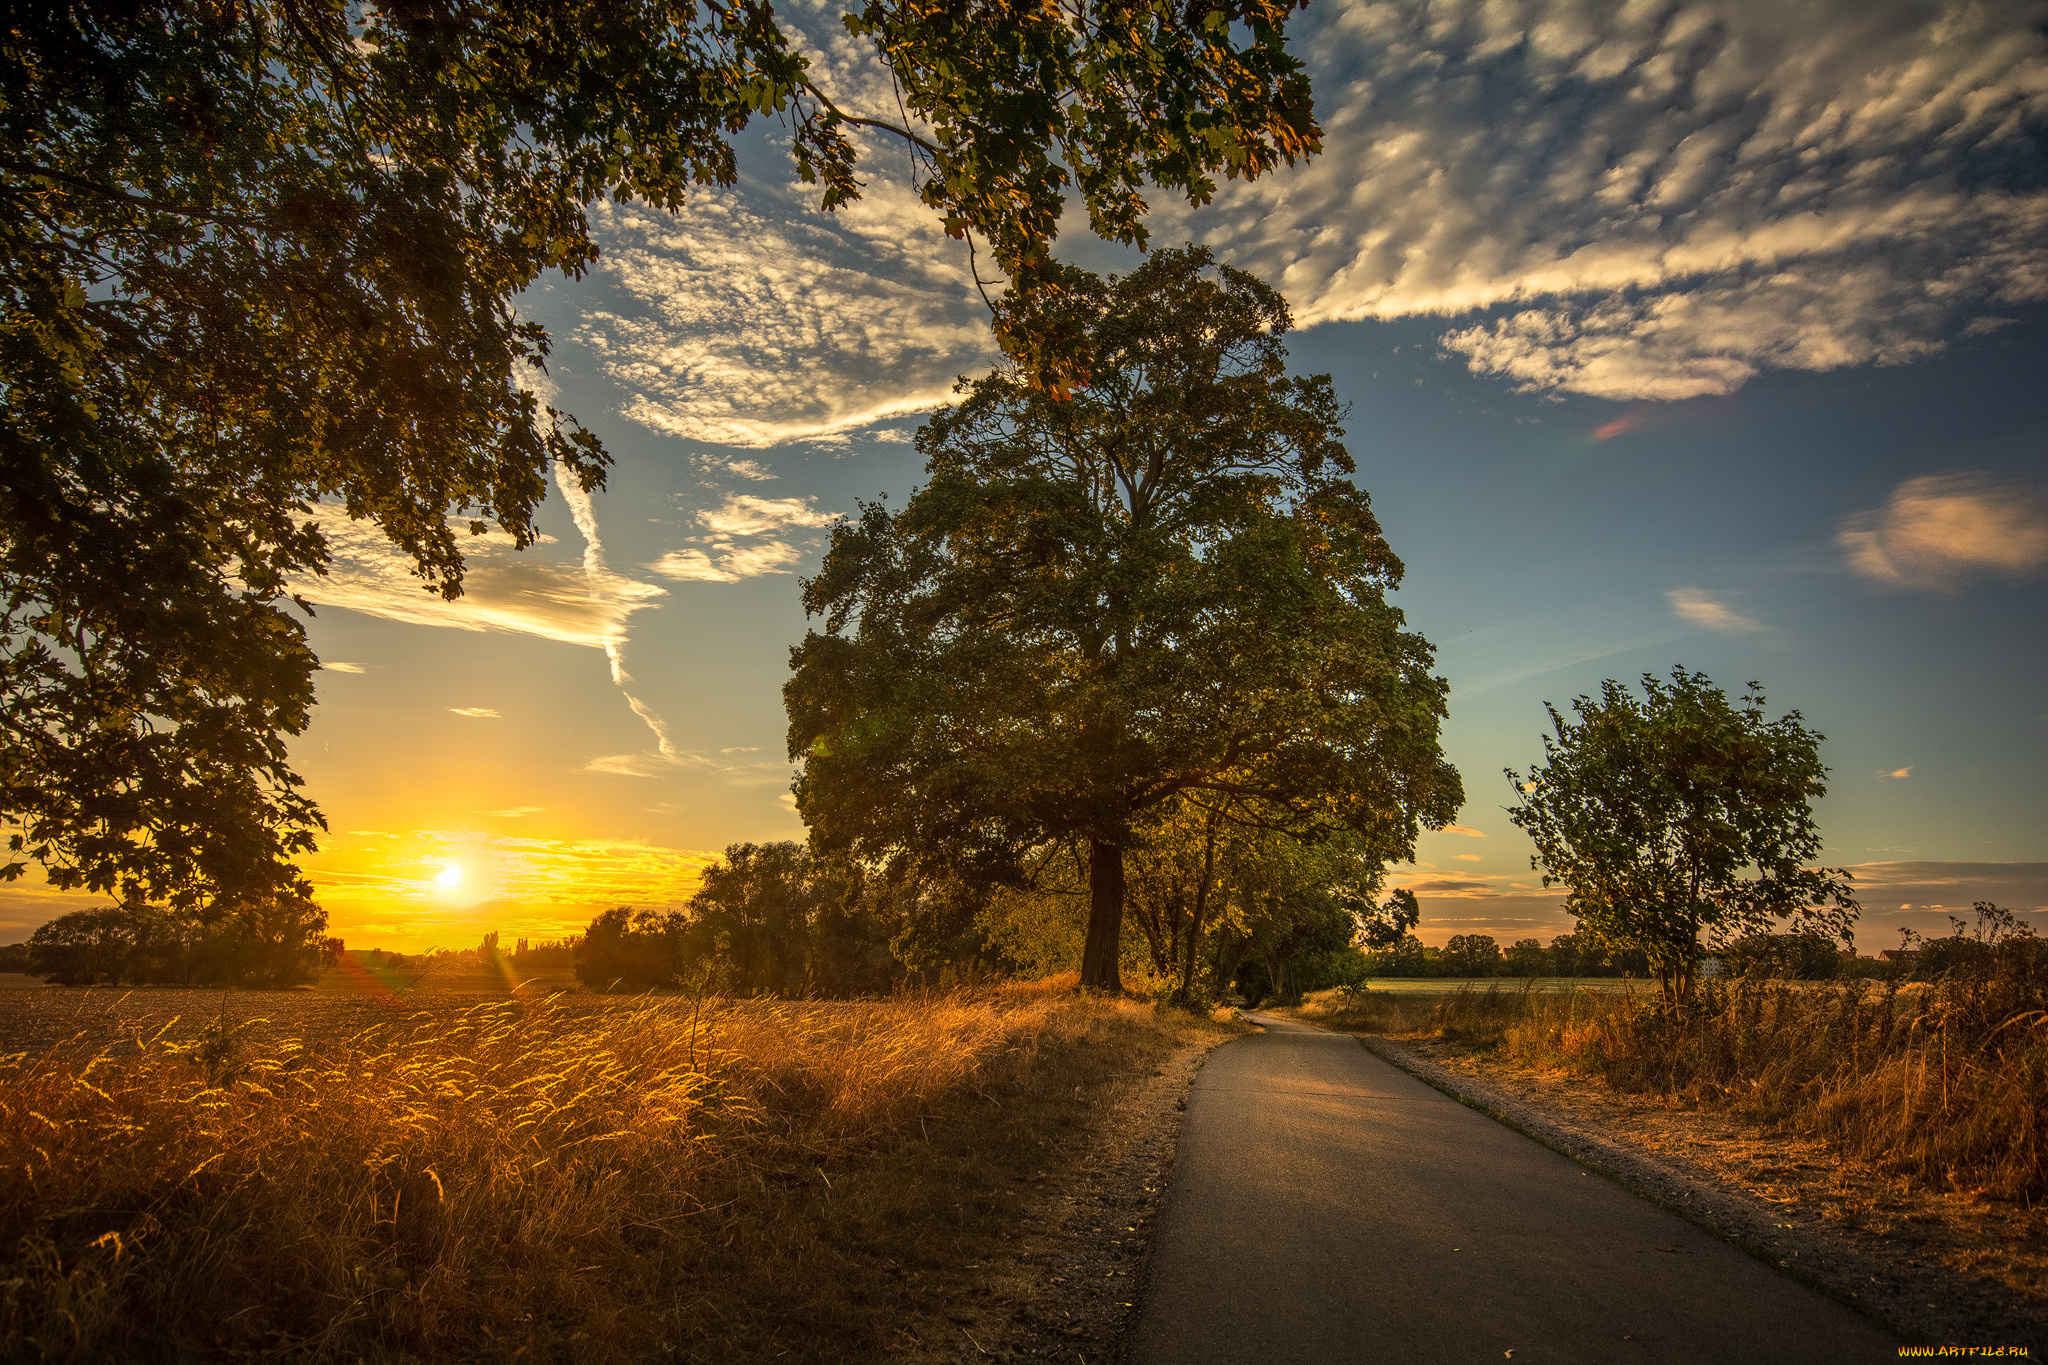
(301, 828, 720, 952)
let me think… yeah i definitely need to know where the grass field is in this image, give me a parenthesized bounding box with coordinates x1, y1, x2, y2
(0, 976, 1235, 1362)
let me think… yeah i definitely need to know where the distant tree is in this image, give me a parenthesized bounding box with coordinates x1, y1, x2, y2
(575, 907, 682, 992)
(1368, 932, 1430, 978)
(0, 941, 27, 973)
(1506, 937, 1547, 977)
(1443, 933, 1503, 978)
(788, 248, 1462, 992)
(683, 841, 895, 996)
(4, 0, 1323, 913)
(25, 890, 325, 986)
(1508, 668, 1858, 1006)
(27, 905, 135, 984)
(1723, 931, 1841, 980)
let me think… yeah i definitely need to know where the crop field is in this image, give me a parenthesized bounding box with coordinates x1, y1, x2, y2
(0, 967, 580, 1057)
(0, 974, 1228, 1361)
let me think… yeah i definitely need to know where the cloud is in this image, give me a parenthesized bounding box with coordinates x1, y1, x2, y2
(544, 0, 2044, 445)
(1195, 0, 2048, 401)
(650, 494, 841, 584)
(1839, 471, 2048, 588)
(1438, 825, 1488, 838)
(1844, 862, 2048, 912)
(1454, 854, 1483, 862)
(1885, 766, 1913, 779)
(448, 707, 501, 719)
(321, 661, 367, 673)
(1668, 588, 1764, 632)
(697, 494, 839, 537)
(301, 505, 665, 650)
(576, 188, 994, 447)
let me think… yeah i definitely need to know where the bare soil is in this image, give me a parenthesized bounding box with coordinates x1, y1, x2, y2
(948, 1037, 1217, 1365)
(1361, 1034, 2048, 1350)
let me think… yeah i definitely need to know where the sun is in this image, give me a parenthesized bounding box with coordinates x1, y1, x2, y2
(434, 863, 464, 891)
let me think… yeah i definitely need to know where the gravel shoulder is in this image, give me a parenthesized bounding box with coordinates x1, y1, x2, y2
(965, 1034, 1220, 1364)
(1358, 1033, 2048, 1350)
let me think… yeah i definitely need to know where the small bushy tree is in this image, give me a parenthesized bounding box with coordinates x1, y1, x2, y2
(1508, 667, 1858, 1006)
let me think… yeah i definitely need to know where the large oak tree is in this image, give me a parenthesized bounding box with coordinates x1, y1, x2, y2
(1, 0, 1322, 910)
(785, 247, 1463, 991)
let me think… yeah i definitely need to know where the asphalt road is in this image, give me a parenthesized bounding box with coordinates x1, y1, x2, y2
(1125, 1015, 1900, 1364)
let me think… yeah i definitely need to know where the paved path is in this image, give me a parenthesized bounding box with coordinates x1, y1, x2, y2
(1125, 1015, 1899, 1364)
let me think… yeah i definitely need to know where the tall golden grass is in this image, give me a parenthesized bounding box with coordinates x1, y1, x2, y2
(0, 977, 1199, 1361)
(1304, 964, 2048, 1202)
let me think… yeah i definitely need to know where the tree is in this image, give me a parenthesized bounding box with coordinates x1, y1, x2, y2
(787, 248, 1463, 990)
(682, 840, 895, 996)
(1365, 931, 1428, 978)
(574, 906, 683, 992)
(1359, 888, 1420, 949)
(1505, 937, 1546, 977)
(1442, 933, 1501, 978)
(2, 0, 1324, 914)
(1507, 667, 1858, 1006)
(24, 888, 327, 985)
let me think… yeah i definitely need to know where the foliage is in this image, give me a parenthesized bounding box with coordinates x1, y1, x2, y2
(1910, 901, 2048, 981)
(1504, 937, 1547, 977)
(25, 892, 328, 986)
(685, 841, 897, 996)
(1209, 821, 1369, 1004)
(1506, 667, 1857, 1005)
(1441, 933, 1503, 978)
(1358, 887, 1419, 949)
(1722, 931, 1843, 981)
(2, 0, 1323, 912)
(0, 941, 27, 973)
(574, 906, 686, 992)
(788, 247, 1462, 991)
(1360, 930, 1651, 980)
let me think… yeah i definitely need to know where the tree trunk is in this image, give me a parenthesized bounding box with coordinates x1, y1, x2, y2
(1079, 839, 1125, 992)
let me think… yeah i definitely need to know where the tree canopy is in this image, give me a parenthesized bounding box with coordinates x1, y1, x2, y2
(1506, 667, 1859, 1005)
(1, 0, 1323, 912)
(785, 247, 1463, 991)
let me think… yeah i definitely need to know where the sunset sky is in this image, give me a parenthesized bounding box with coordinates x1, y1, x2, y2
(5, 0, 2045, 952)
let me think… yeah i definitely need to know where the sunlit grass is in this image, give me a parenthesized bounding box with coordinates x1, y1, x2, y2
(1298, 968, 2048, 1202)
(0, 977, 1215, 1360)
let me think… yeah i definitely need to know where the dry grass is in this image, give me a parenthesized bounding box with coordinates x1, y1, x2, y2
(0, 977, 1223, 1362)
(1297, 966, 2048, 1203)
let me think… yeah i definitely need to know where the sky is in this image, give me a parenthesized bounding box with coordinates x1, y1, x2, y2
(5, 0, 2046, 952)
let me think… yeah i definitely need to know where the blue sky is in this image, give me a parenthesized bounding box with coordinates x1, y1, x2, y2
(4, 0, 2043, 950)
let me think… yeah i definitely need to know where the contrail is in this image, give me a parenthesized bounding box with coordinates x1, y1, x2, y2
(550, 460, 681, 764)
